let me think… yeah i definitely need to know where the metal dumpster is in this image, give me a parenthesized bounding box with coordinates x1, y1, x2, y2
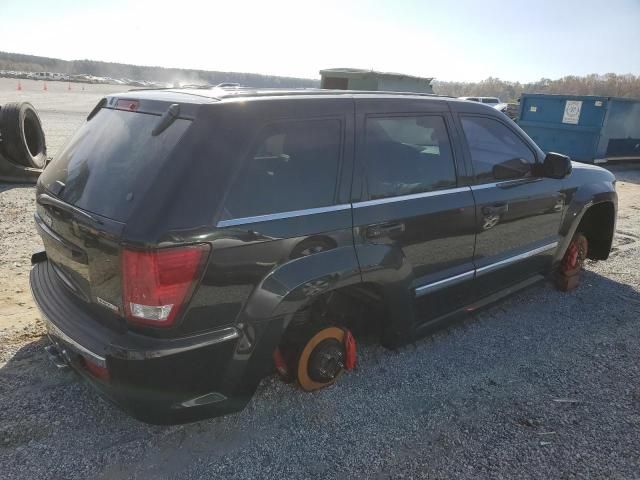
(518, 93, 640, 163)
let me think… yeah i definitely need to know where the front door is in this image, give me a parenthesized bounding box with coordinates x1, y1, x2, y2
(458, 114, 564, 297)
(352, 99, 477, 327)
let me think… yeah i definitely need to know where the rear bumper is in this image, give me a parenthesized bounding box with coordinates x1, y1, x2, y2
(30, 260, 273, 424)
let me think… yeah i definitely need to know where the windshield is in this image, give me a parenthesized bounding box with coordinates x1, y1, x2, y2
(39, 108, 191, 222)
(482, 98, 499, 104)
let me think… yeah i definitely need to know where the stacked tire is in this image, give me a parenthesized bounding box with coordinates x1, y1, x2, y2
(0, 102, 47, 169)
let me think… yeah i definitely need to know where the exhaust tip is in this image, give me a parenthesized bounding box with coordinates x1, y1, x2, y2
(44, 344, 70, 370)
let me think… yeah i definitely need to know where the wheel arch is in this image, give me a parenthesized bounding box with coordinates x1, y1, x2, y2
(576, 201, 616, 260)
(557, 184, 617, 263)
(236, 241, 417, 351)
(274, 243, 416, 348)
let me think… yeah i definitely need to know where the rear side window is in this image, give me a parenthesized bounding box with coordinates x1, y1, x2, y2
(39, 108, 191, 221)
(222, 119, 342, 219)
(461, 116, 535, 182)
(364, 115, 456, 200)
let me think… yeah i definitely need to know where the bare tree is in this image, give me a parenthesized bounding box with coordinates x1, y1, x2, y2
(434, 74, 640, 101)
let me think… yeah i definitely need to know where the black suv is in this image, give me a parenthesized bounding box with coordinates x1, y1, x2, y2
(30, 88, 617, 424)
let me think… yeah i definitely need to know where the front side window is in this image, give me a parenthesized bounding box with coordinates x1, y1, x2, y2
(364, 115, 457, 200)
(222, 119, 342, 219)
(461, 116, 535, 182)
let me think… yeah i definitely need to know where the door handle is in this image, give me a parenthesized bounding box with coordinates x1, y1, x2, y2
(366, 222, 405, 238)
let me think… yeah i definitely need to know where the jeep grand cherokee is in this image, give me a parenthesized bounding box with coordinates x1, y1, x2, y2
(30, 88, 617, 424)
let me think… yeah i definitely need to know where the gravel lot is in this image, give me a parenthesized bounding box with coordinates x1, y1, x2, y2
(1, 85, 639, 479)
(0, 77, 124, 155)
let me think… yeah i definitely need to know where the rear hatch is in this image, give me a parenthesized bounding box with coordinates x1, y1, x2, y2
(35, 96, 196, 321)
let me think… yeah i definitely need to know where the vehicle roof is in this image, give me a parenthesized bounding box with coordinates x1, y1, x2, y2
(119, 86, 458, 104)
(460, 96, 500, 100)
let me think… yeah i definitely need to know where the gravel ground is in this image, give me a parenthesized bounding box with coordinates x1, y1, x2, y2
(0, 86, 639, 478)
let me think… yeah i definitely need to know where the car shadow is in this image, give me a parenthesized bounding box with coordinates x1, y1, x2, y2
(1, 268, 639, 478)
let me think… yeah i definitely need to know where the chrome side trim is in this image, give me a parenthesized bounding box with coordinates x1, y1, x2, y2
(217, 204, 351, 228)
(470, 182, 500, 190)
(414, 242, 559, 296)
(476, 242, 559, 276)
(470, 178, 542, 191)
(415, 270, 474, 297)
(602, 156, 640, 162)
(353, 186, 470, 209)
(45, 320, 107, 367)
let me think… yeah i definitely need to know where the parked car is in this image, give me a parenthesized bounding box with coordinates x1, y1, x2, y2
(459, 96, 501, 104)
(459, 96, 510, 115)
(28, 71, 54, 81)
(30, 88, 617, 424)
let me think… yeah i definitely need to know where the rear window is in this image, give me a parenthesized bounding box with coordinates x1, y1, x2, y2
(221, 118, 342, 220)
(40, 107, 191, 222)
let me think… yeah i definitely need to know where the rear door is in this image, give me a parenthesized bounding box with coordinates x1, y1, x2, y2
(201, 98, 357, 328)
(352, 98, 477, 323)
(456, 112, 564, 297)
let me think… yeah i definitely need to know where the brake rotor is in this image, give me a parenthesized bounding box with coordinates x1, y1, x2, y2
(296, 327, 346, 392)
(562, 233, 588, 276)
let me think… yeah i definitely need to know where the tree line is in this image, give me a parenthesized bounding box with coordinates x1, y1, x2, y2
(2, 51, 639, 99)
(433, 74, 640, 102)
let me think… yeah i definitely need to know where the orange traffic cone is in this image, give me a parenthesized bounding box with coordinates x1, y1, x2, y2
(43, 82, 48, 91)
(16, 80, 22, 91)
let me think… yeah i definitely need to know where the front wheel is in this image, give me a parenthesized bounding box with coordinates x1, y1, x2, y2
(556, 232, 588, 291)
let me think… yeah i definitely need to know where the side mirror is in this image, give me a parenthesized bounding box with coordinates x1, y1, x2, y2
(543, 152, 572, 179)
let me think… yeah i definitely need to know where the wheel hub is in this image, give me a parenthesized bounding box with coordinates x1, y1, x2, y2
(562, 236, 587, 274)
(307, 338, 345, 383)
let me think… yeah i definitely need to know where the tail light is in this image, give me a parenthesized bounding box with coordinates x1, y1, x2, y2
(121, 244, 210, 327)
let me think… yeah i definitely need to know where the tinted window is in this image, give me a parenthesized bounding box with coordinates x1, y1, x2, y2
(40, 108, 191, 221)
(482, 98, 499, 104)
(461, 116, 535, 182)
(223, 119, 341, 219)
(365, 116, 456, 200)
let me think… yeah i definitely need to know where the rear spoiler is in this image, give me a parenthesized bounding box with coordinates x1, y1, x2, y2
(86, 94, 205, 120)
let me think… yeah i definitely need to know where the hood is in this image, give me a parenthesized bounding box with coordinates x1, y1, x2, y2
(570, 161, 616, 183)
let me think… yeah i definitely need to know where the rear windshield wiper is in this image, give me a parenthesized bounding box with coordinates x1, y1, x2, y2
(152, 103, 180, 136)
(37, 193, 103, 225)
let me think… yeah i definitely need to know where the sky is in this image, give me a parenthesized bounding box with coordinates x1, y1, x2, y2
(0, 0, 639, 82)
